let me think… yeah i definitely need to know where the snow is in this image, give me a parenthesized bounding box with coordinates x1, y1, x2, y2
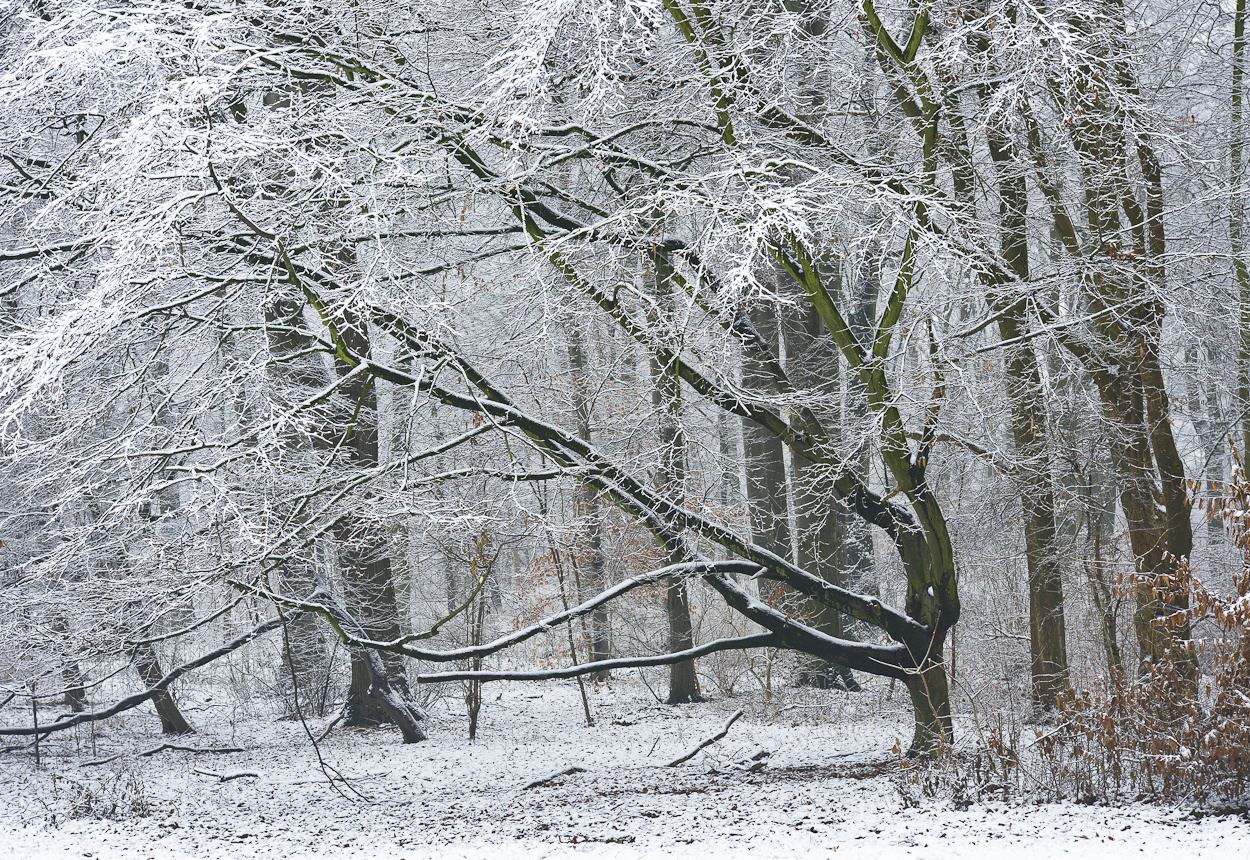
(1, 679, 1246, 859)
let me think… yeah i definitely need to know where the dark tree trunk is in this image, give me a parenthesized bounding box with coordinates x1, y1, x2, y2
(650, 248, 702, 704)
(331, 307, 416, 723)
(133, 644, 194, 735)
(62, 663, 88, 713)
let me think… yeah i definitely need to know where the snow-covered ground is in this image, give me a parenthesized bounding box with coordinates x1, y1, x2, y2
(1, 679, 1245, 859)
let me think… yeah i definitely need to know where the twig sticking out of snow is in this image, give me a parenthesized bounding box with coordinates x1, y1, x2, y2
(139, 743, 245, 757)
(666, 709, 745, 767)
(522, 766, 587, 790)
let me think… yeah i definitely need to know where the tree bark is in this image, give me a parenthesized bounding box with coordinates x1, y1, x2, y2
(787, 301, 859, 692)
(133, 644, 194, 735)
(330, 306, 416, 724)
(650, 248, 702, 704)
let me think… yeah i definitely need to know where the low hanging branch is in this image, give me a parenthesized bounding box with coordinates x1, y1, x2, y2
(0, 615, 290, 737)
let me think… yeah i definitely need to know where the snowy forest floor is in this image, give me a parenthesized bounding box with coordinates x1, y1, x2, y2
(0, 677, 1246, 859)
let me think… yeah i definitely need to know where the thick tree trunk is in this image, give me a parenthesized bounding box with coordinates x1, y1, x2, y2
(905, 659, 954, 755)
(308, 588, 425, 743)
(133, 644, 194, 735)
(331, 307, 416, 724)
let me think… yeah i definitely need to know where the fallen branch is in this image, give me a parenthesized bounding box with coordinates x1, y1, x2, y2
(0, 615, 291, 737)
(139, 743, 246, 757)
(83, 754, 124, 767)
(195, 768, 260, 782)
(314, 713, 343, 744)
(666, 709, 745, 767)
(523, 766, 586, 790)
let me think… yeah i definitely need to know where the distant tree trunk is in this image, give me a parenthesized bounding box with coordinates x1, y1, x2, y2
(650, 248, 701, 704)
(742, 304, 790, 561)
(1233, 0, 1250, 458)
(133, 643, 194, 735)
(566, 318, 610, 677)
(984, 136, 1070, 713)
(263, 297, 333, 718)
(1086, 492, 1124, 677)
(62, 662, 87, 713)
(787, 299, 858, 692)
(947, 62, 1071, 711)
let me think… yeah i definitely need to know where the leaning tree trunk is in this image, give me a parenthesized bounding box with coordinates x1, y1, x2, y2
(133, 643, 194, 735)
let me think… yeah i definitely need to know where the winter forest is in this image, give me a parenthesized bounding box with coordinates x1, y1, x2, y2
(1, 0, 1249, 856)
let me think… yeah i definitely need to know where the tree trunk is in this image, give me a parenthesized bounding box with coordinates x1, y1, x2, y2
(133, 644, 194, 735)
(650, 248, 702, 704)
(308, 587, 425, 743)
(905, 659, 954, 755)
(263, 297, 334, 717)
(787, 301, 859, 692)
(62, 662, 87, 713)
(330, 306, 416, 723)
(1059, 4, 1195, 683)
(1233, 0, 1250, 458)
(566, 318, 611, 677)
(986, 184, 1070, 713)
